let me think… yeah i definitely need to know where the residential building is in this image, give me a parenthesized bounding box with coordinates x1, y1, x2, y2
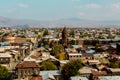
(15, 61, 40, 79)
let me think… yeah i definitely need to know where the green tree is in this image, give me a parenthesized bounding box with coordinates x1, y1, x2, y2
(3, 33, 9, 37)
(43, 40, 49, 46)
(0, 32, 3, 35)
(37, 34, 42, 39)
(41, 61, 57, 70)
(51, 43, 66, 60)
(52, 43, 63, 56)
(55, 53, 66, 60)
(84, 40, 91, 45)
(0, 65, 8, 80)
(70, 40, 76, 45)
(69, 29, 74, 37)
(109, 62, 119, 68)
(43, 29, 49, 36)
(61, 60, 83, 79)
(98, 35, 104, 39)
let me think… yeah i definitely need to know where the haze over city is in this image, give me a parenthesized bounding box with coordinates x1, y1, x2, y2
(0, 0, 120, 21)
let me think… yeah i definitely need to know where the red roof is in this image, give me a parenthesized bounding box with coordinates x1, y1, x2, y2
(111, 54, 118, 57)
(104, 66, 109, 68)
(91, 70, 107, 76)
(16, 61, 40, 69)
(29, 76, 42, 80)
(67, 52, 77, 54)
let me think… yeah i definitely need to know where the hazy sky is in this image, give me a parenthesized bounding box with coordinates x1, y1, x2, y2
(0, 0, 120, 21)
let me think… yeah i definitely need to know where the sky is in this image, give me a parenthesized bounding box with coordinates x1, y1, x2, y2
(0, 0, 120, 21)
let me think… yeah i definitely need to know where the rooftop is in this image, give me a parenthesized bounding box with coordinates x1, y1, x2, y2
(16, 61, 40, 69)
(99, 76, 120, 80)
(29, 76, 42, 80)
(109, 68, 120, 72)
(40, 70, 61, 80)
(70, 76, 88, 80)
(0, 53, 12, 58)
(79, 67, 93, 74)
(68, 53, 82, 56)
(91, 70, 107, 76)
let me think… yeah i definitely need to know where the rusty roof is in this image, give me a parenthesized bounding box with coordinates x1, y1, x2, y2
(16, 61, 40, 69)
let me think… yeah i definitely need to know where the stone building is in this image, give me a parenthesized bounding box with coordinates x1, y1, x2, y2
(15, 61, 40, 79)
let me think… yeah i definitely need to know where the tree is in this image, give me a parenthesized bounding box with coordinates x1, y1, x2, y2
(37, 34, 42, 39)
(70, 40, 76, 45)
(109, 62, 119, 68)
(51, 43, 63, 56)
(69, 29, 74, 37)
(51, 43, 66, 60)
(95, 43, 100, 51)
(55, 53, 66, 60)
(41, 61, 57, 70)
(43, 40, 49, 46)
(98, 35, 104, 39)
(0, 65, 8, 80)
(0, 32, 3, 35)
(43, 29, 49, 36)
(61, 60, 83, 79)
(84, 40, 91, 45)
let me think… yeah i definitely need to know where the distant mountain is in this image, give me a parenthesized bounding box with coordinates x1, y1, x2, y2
(11, 24, 31, 28)
(0, 16, 45, 28)
(0, 16, 27, 27)
(0, 16, 120, 28)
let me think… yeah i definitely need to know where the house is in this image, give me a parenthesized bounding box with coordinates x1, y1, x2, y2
(109, 68, 120, 75)
(86, 49, 95, 54)
(23, 42, 33, 52)
(27, 35, 37, 44)
(86, 60, 100, 65)
(40, 70, 62, 80)
(5, 36, 27, 46)
(99, 76, 120, 80)
(15, 61, 40, 79)
(81, 53, 94, 60)
(10, 50, 20, 61)
(0, 47, 5, 52)
(0, 42, 10, 46)
(70, 76, 88, 80)
(79, 67, 95, 77)
(26, 50, 50, 63)
(28, 76, 42, 80)
(13, 76, 42, 80)
(91, 69, 107, 76)
(67, 52, 82, 60)
(0, 53, 12, 68)
(88, 69, 107, 80)
(72, 45, 80, 49)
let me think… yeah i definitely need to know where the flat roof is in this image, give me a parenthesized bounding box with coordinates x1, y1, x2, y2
(79, 67, 93, 74)
(68, 53, 82, 56)
(0, 54, 12, 58)
(109, 68, 120, 72)
(70, 76, 88, 80)
(99, 76, 120, 80)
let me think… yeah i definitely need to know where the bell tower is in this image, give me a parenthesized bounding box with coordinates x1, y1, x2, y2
(62, 27, 68, 47)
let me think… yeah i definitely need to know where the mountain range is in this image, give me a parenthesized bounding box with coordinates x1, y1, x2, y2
(0, 16, 120, 28)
